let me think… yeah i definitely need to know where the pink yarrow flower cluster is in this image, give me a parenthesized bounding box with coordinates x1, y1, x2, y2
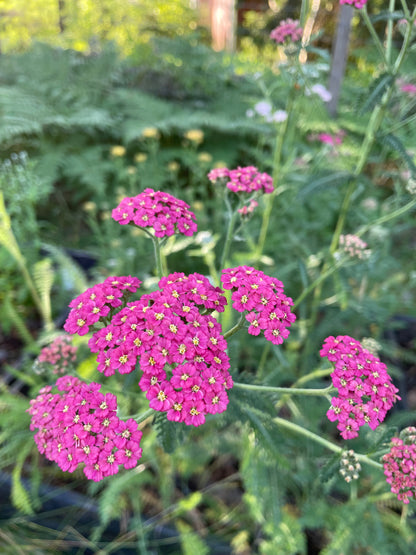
(208, 166, 273, 195)
(400, 83, 416, 96)
(112, 188, 197, 238)
(270, 19, 303, 44)
(27, 376, 143, 481)
(38, 335, 77, 375)
(340, 0, 367, 8)
(383, 428, 416, 504)
(321, 335, 400, 440)
(86, 272, 231, 426)
(313, 131, 345, 147)
(221, 266, 296, 345)
(63, 276, 141, 336)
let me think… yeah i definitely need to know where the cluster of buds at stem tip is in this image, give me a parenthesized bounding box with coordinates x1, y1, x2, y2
(340, 449, 361, 483)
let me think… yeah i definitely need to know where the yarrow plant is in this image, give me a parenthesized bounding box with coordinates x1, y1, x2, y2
(321, 335, 400, 439)
(339, 234, 371, 259)
(63, 275, 141, 336)
(269, 19, 303, 45)
(86, 272, 232, 426)
(221, 266, 296, 345)
(383, 428, 416, 504)
(208, 166, 273, 196)
(37, 335, 77, 375)
(112, 188, 197, 238)
(27, 376, 143, 481)
(340, 0, 368, 8)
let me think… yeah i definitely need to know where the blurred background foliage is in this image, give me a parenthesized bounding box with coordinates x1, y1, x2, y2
(1, 0, 416, 553)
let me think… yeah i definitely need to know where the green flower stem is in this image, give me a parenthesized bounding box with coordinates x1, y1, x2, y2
(133, 408, 155, 425)
(224, 313, 246, 340)
(273, 416, 382, 470)
(274, 368, 334, 411)
(393, 7, 416, 75)
(327, 3, 415, 259)
(357, 196, 416, 237)
(292, 258, 344, 309)
(151, 235, 165, 278)
(361, 6, 388, 66)
(257, 342, 271, 378)
(219, 207, 239, 271)
(256, 91, 296, 260)
(400, 0, 410, 18)
(292, 367, 334, 387)
(386, 0, 396, 65)
(233, 381, 334, 397)
(303, 7, 415, 343)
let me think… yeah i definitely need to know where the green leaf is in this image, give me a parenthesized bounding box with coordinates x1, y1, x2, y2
(359, 73, 395, 115)
(378, 133, 416, 178)
(176, 520, 210, 555)
(11, 442, 36, 515)
(32, 257, 55, 330)
(153, 412, 187, 454)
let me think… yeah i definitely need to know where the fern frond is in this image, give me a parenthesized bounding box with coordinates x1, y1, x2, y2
(2, 293, 36, 347)
(32, 257, 55, 331)
(11, 442, 36, 515)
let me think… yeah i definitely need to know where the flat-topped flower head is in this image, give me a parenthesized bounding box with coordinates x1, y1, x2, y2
(321, 335, 400, 440)
(339, 234, 371, 260)
(221, 266, 296, 346)
(27, 377, 143, 481)
(208, 166, 273, 196)
(112, 188, 197, 238)
(383, 428, 416, 504)
(339, 0, 367, 8)
(37, 335, 77, 375)
(270, 19, 303, 44)
(89, 272, 231, 426)
(63, 276, 141, 336)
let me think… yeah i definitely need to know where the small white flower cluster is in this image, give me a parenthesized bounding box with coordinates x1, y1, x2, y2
(340, 450, 361, 483)
(339, 234, 371, 260)
(406, 178, 416, 195)
(246, 101, 287, 123)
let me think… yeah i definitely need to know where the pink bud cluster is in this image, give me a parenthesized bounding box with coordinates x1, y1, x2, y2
(400, 82, 416, 96)
(27, 376, 143, 481)
(311, 131, 345, 147)
(270, 19, 303, 44)
(87, 272, 232, 426)
(112, 188, 197, 238)
(208, 166, 274, 195)
(340, 0, 367, 8)
(339, 234, 371, 259)
(238, 199, 258, 216)
(383, 428, 416, 504)
(63, 276, 141, 336)
(221, 266, 296, 345)
(321, 336, 400, 440)
(38, 335, 77, 375)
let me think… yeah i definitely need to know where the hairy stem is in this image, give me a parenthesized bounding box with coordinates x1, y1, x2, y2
(273, 416, 382, 470)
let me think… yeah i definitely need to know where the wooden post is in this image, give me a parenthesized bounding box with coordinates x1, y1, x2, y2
(211, 0, 236, 52)
(327, 5, 354, 117)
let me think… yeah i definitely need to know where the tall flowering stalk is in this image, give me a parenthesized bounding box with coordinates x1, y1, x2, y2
(208, 166, 274, 270)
